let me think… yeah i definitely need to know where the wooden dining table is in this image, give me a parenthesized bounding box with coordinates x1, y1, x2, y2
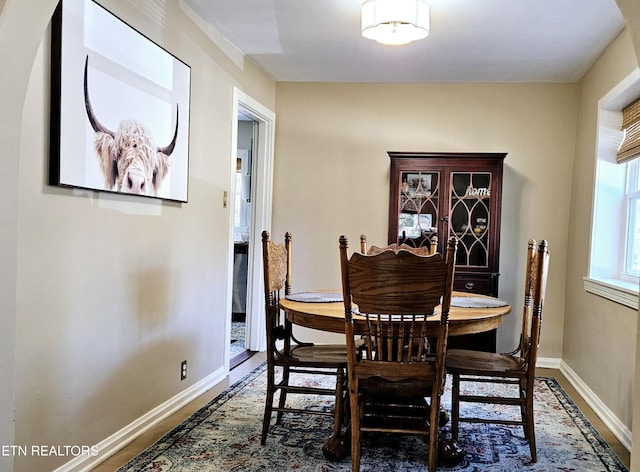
(280, 290, 511, 337)
(279, 290, 512, 462)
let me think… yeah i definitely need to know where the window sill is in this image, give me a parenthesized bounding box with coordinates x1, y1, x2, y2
(583, 277, 639, 310)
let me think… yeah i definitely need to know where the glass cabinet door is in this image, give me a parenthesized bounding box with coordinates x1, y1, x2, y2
(449, 171, 493, 267)
(397, 171, 439, 248)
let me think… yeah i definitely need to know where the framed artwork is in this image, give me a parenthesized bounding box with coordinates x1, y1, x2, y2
(398, 213, 419, 238)
(403, 173, 432, 196)
(50, 0, 191, 202)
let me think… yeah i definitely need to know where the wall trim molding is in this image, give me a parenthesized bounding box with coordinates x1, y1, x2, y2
(584, 277, 638, 310)
(559, 360, 632, 451)
(179, 0, 245, 70)
(536, 356, 562, 369)
(53, 366, 228, 472)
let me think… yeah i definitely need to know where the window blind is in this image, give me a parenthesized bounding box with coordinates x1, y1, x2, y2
(618, 96, 640, 164)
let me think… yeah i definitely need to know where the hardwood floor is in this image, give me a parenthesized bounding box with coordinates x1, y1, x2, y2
(90, 354, 630, 471)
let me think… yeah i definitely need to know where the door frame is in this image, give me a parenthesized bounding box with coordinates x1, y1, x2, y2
(227, 88, 275, 365)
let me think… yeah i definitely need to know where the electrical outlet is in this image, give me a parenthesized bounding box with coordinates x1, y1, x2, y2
(181, 360, 187, 381)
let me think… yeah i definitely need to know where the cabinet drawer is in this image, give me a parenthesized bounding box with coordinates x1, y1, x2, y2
(454, 274, 496, 296)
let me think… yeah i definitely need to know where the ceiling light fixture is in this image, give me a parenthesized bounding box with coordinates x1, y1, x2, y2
(361, 0, 429, 46)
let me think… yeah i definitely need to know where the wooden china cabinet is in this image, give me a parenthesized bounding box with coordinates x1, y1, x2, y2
(388, 152, 506, 352)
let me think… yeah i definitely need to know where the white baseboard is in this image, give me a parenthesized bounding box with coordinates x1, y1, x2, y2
(53, 366, 228, 472)
(536, 356, 562, 369)
(559, 360, 632, 452)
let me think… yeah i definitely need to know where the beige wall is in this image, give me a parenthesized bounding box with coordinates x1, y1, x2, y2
(564, 28, 639, 436)
(617, 0, 640, 56)
(1, 0, 275, 470)
(0, 1, 53, 469)
(273, 81, 577, 356)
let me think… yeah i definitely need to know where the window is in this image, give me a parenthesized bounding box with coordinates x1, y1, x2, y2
(626, 160, 640, 278)
(234, 117, 256, 243)
(585, 70, 640, 310)
(234, 150, 252, 242)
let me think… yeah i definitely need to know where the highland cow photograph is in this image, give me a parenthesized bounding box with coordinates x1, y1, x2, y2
(50, 0, 191, 202)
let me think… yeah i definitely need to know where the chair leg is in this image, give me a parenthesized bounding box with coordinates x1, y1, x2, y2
(350, 389, 362, 472)
(451, 373, 460, 441)
(519, 378, 528, 428)
(341, 372, 350, 428)
(321, 368, 349, 461)
(261, 364, 276, 445)
(428, 394, 440, 472)
(524, 382, 537, 462)
(276, 365, 290, 424)
(333, 368, 344, 436)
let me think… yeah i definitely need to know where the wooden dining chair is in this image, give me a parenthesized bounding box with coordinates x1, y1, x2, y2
(260, 231, 348, 454)
(339, 235, 458, 472)
(445, 239, 550, 463)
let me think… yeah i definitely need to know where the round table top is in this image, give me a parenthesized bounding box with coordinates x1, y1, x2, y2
(280, 291, 512, 337)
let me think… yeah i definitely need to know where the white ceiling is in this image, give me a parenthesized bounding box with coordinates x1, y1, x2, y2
(181, 0, 626, 83)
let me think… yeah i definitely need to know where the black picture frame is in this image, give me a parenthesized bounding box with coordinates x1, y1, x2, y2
(50, 0, 191, 202)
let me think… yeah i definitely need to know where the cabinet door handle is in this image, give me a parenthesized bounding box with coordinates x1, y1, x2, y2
(464, 282, 475, 290)
(439, 216, 449, 222)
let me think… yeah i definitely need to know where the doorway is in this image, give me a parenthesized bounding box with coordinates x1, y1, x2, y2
(227, 88, 275, 370)
(230, 115, 256, 367)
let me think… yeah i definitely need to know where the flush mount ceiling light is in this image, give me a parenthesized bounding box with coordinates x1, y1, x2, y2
(361, 0, 429, 46)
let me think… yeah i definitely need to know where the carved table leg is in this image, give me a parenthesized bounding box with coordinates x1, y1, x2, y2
(438, 433, 464, 467)
(322, 431, 349, 461)
(322, 368, 350, 461)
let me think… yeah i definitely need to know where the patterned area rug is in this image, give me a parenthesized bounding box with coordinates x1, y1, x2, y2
(118, 363, 628, 471)
(229, 321, 246, 359)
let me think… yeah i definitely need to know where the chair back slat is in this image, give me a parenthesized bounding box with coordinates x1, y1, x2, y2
(520, 239, 536, 360)
(340, 235, 457, 371)
(346, 250, 448, 315)
(359, 233, 435, 256)
(284, 233, 292, 295)
(261, 231, 294, 352)
(528, 239, 550, 371)
(263, 239, 288, 294)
